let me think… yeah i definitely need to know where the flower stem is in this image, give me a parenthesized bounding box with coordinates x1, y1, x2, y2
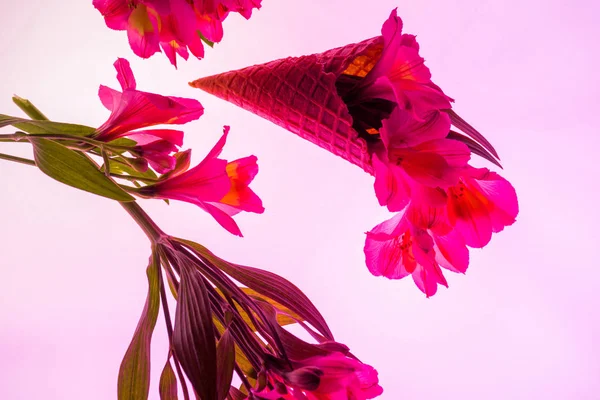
(0, 152, 36, 166)
(119, 201, 165, 243)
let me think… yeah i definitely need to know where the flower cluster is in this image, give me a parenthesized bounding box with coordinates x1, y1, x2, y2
(97, 58, 264, 235)
(188, 8, 519, 296)
(339, 9, 519, 296)
(93, 0, 262, 67)
(125, 234, 383, 399)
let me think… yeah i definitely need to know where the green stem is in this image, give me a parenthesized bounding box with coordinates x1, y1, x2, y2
(0, 152, 36, 166)
(119, 201, 166, 243)
(110, 173, 159, 184)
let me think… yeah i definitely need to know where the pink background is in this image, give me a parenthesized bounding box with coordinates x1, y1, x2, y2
(1, 0, 599, 398)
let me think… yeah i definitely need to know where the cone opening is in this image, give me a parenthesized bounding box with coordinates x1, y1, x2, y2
(341, 43, 384, 78)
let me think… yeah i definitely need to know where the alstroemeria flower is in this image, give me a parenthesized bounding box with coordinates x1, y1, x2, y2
(94, 58, 203, 144)
(137, 127, 264, 236)
(94, 0, 261, 66)
(365, 207, 468, 297)
(255, 352, 382, 400)
(126, 132, 180, 173)
(339, 8, 452, 140)
(93, 0, 164, 58)
(447, 167, 519, 248)
(372, 108, 470, 211)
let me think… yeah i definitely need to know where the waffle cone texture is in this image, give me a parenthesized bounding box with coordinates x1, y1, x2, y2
(190, 37, 384, 174)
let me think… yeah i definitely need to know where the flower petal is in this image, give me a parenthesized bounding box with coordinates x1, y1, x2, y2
(372, 152, 411, 212)
(93, 0, 131, 30)
(126, 4, 161, 58)
(433, 230, 469, 273)
(114, 58, 137, 90)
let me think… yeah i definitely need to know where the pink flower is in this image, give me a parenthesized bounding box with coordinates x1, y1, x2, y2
(372, 108, 470, 212)
(447, 167, 519, 248)
(364, 207, 468, 297)
(256, 352, 383, 400)
(94, 58, 203, 144)
(339, 8, 452, 140)
(126, 131, 180, 173)
(94, 0, 261, 67)
(359, 9, 452, 119)
(138, 127, 264, 236)
(93, 0, 163, 58)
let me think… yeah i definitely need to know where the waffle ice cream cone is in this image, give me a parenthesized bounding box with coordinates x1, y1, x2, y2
(190, 37, 383, 174)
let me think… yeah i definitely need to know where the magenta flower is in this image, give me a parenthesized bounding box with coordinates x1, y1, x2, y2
(94, 0, 262, 66)
(365, 208, 468, 297)
(191, 8, 518, 295)
(447, 167, 519, 248)
(126, 131, 179, 173)
(372, 108, 471, 211)
(95, 58, 203, 143)
(349, 9, 452, 122)
(93, 0, 163, 58)
(138, 127, 264, 236)
(255, 352, 383, 400)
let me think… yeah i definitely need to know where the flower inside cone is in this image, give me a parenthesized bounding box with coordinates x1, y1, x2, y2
(334, 9, 519, 297)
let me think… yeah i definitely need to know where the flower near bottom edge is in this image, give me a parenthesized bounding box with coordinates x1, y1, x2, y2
(137, 126, 264, 236)
(254, 352, 383, 400)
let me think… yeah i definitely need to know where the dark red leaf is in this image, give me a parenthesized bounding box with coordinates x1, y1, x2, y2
(216, 329, 236, 400)
(173, 263, 218, 400)
(173, 239, 333, 341)
(447, 109, 500, 159)
(256, 301, 328, 361)
(228, 387, 246, 400)
(447, 130, 502, 168)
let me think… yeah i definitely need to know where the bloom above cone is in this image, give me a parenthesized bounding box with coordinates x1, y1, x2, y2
(190, 36, 384, 174)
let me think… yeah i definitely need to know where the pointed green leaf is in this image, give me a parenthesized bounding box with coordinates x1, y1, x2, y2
(29, 137, 135, 202)
(117, 253, 161, 400)
(0, 113, 95, 136)
(173, 265, 218, 400)
(216, 329, 235, 400)
(12, 96, 48, 120)
(159, 359, 178, 400)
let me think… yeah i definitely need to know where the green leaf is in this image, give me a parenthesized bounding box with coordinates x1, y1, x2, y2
(159, 358, 178, 400)
(118, 252, 162, 400)
(0, 115, 24, 128)
(12, 96, 48, 120)
(216, 329, 235, 400)
(0, 113, 95, 136)
(198, 31, 215, 48)
(30, 137, 135, 202)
